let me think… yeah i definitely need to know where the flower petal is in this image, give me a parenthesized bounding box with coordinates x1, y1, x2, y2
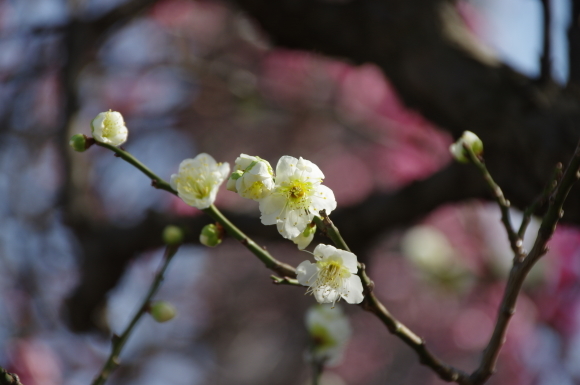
(297, 260, 319, 286)
(341, 275, 364, 304)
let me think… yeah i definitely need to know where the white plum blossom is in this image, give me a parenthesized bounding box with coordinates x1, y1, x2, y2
(259, 156, 336, 239)
(449, 131, 483, 163)
(91, 110, 128, 146)
(297, 244, 364, 306)
(170, 153, 230, 209)
(226, 154, 275, 200)
(305, 304, 352, 366)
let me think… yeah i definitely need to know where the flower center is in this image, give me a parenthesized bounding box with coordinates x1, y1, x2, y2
(248, 181, 265, 199)
(290, 186, 305, 199)
(282, 179, 312, 203)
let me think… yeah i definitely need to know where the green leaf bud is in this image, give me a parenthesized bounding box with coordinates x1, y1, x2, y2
(148, 301, 177, 323)
(162, 225, 184, 246)
(69, 134, 94, 152)
(200, 223, 223, 247)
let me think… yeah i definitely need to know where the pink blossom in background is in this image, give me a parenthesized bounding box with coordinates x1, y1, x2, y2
(7, 339, 62, 385)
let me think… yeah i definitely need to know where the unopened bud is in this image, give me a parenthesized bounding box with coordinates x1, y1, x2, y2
(69, 134, 94, 152)
(200, 223, 223, 247)
(449, 131, 483, 163)
(292, 222, 316, 250)
(162, 225, 184, 246)
(148, 301, 177, 323)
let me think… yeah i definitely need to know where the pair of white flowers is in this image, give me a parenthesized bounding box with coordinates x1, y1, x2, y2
(227, 154, 337, 249)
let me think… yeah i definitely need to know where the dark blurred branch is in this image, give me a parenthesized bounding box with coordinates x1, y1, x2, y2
(569, 0, 580, 86)
(539, 0, 552, 83)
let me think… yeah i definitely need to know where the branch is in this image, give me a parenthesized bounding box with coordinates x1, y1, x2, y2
(91, 244, 179, 385)
(568, 0, 580, 86)
(464, 145, 524, 259)
(470, 139, 580, 385)
(539, 0, 552, 83)
(320, 213, 472, 384)
(93, 144, 296, 278)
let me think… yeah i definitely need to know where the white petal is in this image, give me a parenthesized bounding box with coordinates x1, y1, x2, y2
(336, 249, 358, 273)
(275, 155, 299, 182)
(341, 275, 364, 304)
(292, 231, 314, 250)
(313, 244, 338, 261)
(296, 157, 324, 179)
(309, 185, 337, 214)
(259, 195, 286, 225)
(297, 260, 319, 286)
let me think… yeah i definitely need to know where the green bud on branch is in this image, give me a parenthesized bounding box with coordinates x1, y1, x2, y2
(162, 225, 184, 246)
(148, 301, 177, 323)
(69, 134, 94, 152)
(200, 223, 223, 247)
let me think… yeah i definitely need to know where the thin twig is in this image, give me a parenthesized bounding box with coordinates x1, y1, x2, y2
(204, 205, 296, 278)
(470, 140, 580, 385)
(95, 142, 177, 195)
(464, 145, 524, 260)
(91, 244, 180, 385)
(271, 275, 301, 286)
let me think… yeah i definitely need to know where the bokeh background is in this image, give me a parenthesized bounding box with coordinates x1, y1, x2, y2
(1, 0, 580, 384)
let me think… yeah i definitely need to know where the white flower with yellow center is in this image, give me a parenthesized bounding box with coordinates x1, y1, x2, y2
(305, 304, 352, 366)
(259, 156, 336, 239)
(170, 153, 230, 209)
(297, 244, 364, 305)
(91, 110, 128, 146)
(226, 154, 275, 200)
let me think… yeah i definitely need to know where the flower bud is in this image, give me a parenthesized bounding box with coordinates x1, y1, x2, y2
(148, 301, 177, 323)
(200, 223, 223, 247)
(292, 222, 316, 249)
(69, 134, 94, 152)
(227, 154, 275, 200)
(91, 110, 128, 146)
(449, 131, 483, 163)
(162, 225, 184, 246)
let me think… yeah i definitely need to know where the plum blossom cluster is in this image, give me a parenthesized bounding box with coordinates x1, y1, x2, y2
(228, 154, 337, 249)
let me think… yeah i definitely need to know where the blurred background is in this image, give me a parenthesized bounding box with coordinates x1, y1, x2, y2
(1, 0, 580, 384)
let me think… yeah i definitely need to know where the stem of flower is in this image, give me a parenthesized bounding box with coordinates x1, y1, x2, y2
(91, 244, 179, 385)
(94, 141, 177, 195)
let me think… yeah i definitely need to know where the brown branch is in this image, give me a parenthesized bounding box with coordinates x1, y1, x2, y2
(320, 213, 472, 384)
(470, 139, 580, 385)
